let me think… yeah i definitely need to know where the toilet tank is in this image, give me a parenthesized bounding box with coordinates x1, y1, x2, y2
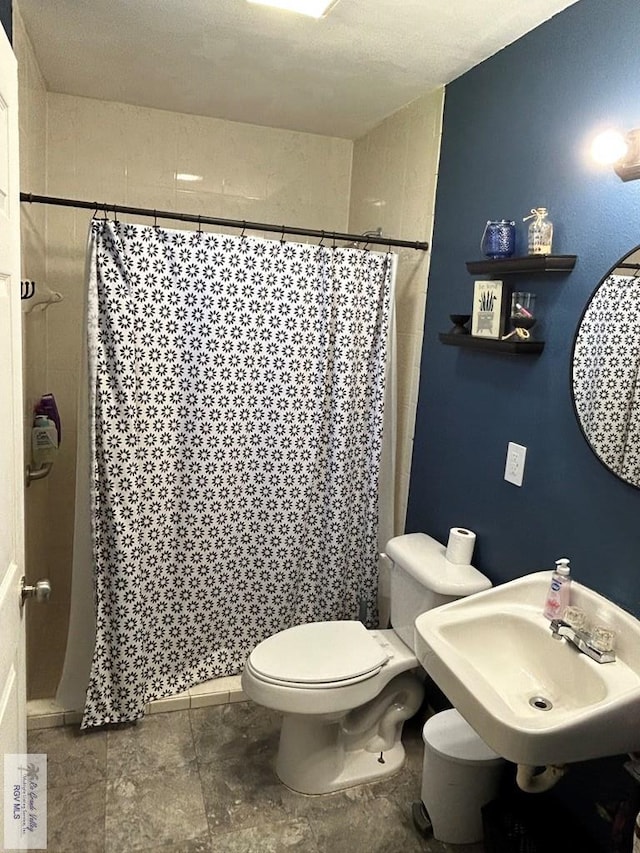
(386, 533, 492, 651)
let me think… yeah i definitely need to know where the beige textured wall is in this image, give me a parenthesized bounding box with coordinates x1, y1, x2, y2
(348, 89, 445, 533)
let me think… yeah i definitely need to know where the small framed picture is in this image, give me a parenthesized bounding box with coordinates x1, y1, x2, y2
(471, 280, 507, 339)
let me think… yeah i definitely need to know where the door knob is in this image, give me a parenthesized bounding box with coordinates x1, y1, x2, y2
(21, 577, 51, 606)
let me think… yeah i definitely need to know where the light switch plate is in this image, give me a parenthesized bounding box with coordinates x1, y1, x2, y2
(505, 442, 527, 486)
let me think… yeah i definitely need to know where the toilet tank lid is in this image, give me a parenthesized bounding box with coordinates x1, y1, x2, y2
(385, 533, 492, 596)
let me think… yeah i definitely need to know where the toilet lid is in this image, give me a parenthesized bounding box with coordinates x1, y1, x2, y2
(249, 621, 389, 686)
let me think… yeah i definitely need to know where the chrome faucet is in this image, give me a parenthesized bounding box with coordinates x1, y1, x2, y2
(549, 618, 616, 664)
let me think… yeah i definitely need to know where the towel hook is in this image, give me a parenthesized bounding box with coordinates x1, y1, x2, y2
(21, 280, 35, 300)
(21, 281, 64, 314)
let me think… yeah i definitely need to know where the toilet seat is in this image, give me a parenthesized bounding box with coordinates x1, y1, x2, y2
(248, 620, 390, 688)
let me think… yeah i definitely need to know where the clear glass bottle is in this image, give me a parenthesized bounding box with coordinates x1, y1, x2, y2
(523, 207, 553, 255)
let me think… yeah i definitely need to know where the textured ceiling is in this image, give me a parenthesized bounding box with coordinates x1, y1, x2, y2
(17, 0, 581, 139)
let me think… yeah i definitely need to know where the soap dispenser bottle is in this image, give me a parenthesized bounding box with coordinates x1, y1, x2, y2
(543, 558, 571, 620)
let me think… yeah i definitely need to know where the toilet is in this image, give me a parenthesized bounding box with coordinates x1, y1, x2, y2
(241, 532, 492, 795)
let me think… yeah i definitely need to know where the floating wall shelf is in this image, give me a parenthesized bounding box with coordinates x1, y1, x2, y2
(465, 254, 577, 275)
(439, 253, 577, 357)
(438, 333, 545, 355)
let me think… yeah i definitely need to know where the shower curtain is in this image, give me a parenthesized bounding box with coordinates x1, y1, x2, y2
(80, 219, 396, 727)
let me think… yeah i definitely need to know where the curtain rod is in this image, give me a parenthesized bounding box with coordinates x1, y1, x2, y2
(20, 193, 429, 252)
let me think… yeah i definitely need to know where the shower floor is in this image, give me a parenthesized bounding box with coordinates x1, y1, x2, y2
(26, 698, 486, 852)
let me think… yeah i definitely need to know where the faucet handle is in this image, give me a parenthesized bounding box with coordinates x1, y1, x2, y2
(563, 606, 588, 632)
(590, 625, 616, 653)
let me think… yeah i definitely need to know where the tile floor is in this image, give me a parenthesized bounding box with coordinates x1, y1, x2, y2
(28, 701, 486, 853)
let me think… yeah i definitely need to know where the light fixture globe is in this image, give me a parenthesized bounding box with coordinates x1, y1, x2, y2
(591, 129, 628, 165)
(614, 129, 640, 182)
(591, 127, 640, 182)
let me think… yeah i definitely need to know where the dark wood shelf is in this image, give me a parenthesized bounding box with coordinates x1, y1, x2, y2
(465, 254, 577, 275)
(439, 332, 545, 354)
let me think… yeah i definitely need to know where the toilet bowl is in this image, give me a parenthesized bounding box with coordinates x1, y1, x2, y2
(241, 532, 492, 795)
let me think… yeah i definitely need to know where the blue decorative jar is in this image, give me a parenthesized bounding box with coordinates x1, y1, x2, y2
(481, 220, 516, 259)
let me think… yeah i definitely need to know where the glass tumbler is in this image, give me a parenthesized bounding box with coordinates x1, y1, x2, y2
(510, 292, 536, 331)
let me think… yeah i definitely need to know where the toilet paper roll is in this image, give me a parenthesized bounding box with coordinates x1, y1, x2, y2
(445, 527, 476, 565)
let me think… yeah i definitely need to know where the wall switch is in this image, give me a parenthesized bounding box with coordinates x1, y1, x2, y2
(504, 442, 527, 486)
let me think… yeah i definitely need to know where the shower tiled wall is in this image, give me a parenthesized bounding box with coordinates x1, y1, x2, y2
(15, 3, 444, 700)
(19, 68, 354, 699)
(14, 6, 61, 701)
(45, 95, 353, 228)
(42, 95, 356, 701)
(349, 89, 444, 532)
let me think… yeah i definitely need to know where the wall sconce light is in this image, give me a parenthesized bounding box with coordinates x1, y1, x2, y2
(591, 128, 640, 181)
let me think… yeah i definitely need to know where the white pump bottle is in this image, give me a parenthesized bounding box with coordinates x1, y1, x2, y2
(543, 558, 571, 620)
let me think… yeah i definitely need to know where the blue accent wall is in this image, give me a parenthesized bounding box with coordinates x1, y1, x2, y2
(406, 0, 640, 616)
(0, 0, 11, 43)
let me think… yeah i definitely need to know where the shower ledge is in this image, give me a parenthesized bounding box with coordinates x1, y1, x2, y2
(27, 675, 246, 729)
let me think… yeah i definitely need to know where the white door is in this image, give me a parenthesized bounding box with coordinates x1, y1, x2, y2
(0, 20, 27, 850)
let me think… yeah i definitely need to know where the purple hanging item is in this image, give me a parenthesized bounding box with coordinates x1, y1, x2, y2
(35, 393, 61, 445)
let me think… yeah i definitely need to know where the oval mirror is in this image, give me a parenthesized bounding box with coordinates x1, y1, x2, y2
(572, 246, 640, 489)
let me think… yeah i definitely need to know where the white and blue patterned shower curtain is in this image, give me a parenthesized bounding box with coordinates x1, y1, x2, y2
(82, 219, 394, 727)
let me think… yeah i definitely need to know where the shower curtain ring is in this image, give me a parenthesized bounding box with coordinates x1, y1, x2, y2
(240, 221, 247, 239)
(332, 232, 337, 250)
(92, 203, 98, 219)
(197, 215, 202, 235)
(280, 225, 286, 244)
(319, 230, 326, 248)
(153, 210, 158, 229)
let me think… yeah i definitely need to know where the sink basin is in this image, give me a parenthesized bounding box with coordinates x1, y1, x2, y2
(415, 571, 640, 765)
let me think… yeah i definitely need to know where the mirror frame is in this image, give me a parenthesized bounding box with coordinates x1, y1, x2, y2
(571, 244, 640, 491)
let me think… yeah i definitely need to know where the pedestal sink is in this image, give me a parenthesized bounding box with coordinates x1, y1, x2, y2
(415, 571, 640, 766)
